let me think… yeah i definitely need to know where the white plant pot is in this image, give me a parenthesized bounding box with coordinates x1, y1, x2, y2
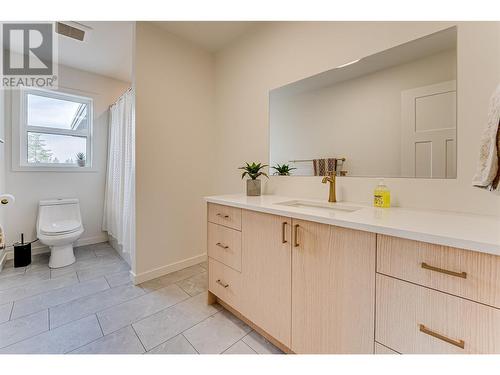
(77, 160, 85, 167)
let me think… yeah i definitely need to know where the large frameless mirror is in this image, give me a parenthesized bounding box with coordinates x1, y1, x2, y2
(269, 27, 457, 178)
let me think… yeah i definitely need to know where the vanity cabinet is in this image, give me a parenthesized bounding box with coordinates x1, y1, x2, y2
(377, 235, 500, 308)
(376, 274, 500, 354)
(208, 222, 242, 272)
(206, 199, 500, 354)
(207, 203, 376, 353)
(291, 219, 376, 353)
(376, 235, 500, 354)
(208, 257, 242, 310)
(241, 210, 292, 346)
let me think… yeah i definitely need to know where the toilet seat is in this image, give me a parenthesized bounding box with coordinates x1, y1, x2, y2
(40, 219, 82, 236)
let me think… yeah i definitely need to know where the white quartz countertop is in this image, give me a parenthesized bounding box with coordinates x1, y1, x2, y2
(205, 194, 500, 256)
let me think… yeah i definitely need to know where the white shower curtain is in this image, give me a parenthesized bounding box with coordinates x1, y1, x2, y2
(103, 88, 135, 255)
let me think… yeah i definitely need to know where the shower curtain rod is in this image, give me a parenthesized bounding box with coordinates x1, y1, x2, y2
(109, 87, 133, 109)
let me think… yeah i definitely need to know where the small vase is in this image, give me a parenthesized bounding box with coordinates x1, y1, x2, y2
(246, 179, 261, 196)
(77, 160, 85, 167)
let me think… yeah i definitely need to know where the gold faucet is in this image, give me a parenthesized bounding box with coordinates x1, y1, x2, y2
(321, 172, 337, 203)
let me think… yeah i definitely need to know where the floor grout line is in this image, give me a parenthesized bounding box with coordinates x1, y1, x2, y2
(0, 253, 247, 355)
(240, 330, 253, 342)
(0, 309, 51, 351)
(95, 313, 105, 336)
(91, 271, 206, 323)
(220, 340, 239, 354)
(3, 272, 203, 328)
(4, 276, 111, 321)
(97, 291, 193, 337)
(1, 256, 200, 295)
(0, 272, 52, 292)
(0, 279, 79, 305)
(66, 283, 141, 317)
(0, 306, 50, 326)
(2, 296, 247, 355)
(175, 281, 188, 295)
(139, 266, 206, 292)
(177, 309, 249, 355)
(222, 337, 257, 354)
(0, 268, 106, 304)
(181, 332, 200, 354)
(116, 291, 222, 353)
(103, 276, 112, 289)
(62, 315, 107, 354)
(7, 301, 14, 321)
(131, 324, 147, 353)
(178, 307, 223, 335)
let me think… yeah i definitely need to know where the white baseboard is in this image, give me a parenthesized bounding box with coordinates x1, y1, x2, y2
(3, 234, 109, 261)
(74, 234, 109, 247)
(131, 253, 207, 285)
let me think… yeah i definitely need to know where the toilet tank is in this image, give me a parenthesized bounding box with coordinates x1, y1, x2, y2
(37, 198, 82, 231)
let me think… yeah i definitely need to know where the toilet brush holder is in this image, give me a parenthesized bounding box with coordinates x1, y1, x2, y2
(13, 233, 32, 268)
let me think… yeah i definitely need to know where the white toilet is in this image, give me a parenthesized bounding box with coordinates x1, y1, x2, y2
(37, 198, 84, 268)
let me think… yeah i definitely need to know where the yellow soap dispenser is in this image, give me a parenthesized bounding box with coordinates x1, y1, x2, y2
(374, 178, 391, 208)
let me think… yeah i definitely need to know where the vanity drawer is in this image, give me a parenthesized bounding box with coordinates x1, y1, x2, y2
(208, 203, 242, 231)
(208, 258, 242, 309)
(377, 235, 500, 308)
(376, 274, 500, 354)
(208, 223, 242, 271)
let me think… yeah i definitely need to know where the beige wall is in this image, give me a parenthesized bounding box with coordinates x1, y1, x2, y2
(135, 22, 215, 280)
(214, 22, 500, 215)
(133, 21, 499, 284)
(270, 49, 456, 177)
(4, 65, 130, 253)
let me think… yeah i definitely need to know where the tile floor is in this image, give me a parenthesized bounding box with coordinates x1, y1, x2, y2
(0, 242, 282, 354)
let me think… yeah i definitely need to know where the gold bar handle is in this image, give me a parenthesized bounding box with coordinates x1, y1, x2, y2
(216, 242, 229, 249)
(294, 224, 300, 247)
(419, 324, 465, 349)
(421, 262, 467, 279)
(282, 222, 288, 244)
(216, 213, 230, 219)
(216, 279, 229, 288)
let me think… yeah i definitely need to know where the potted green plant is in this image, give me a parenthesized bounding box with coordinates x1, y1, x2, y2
(239, 162, 268, 196)
(272, 163, 296, 176)
(76, 152, 86, 167)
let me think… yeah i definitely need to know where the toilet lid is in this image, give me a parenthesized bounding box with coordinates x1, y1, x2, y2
(40, 219, 81, 236)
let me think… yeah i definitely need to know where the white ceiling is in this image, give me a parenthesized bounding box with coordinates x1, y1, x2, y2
(6, 21, 133, 82)
(7, 21, 256, 81)
(153, 21, 260, 52)
(56, 21, 133, 82)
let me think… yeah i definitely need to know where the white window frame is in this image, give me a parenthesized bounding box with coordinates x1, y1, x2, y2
(16, 87, 94, 170)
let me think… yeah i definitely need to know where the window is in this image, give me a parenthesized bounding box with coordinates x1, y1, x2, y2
(19, 88, 93, 168)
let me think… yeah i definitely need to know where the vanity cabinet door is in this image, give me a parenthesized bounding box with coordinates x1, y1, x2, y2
(241, 210, 292, 347)
(291, 219, 376, 354)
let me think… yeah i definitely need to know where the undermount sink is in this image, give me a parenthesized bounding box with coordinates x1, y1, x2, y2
(274, 200, 361, 213)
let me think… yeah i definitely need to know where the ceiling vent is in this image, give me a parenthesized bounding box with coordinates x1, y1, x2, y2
(56, 22, 92, 42)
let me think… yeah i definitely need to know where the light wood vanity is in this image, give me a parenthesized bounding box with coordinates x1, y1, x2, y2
(205, 197, 500, 354)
